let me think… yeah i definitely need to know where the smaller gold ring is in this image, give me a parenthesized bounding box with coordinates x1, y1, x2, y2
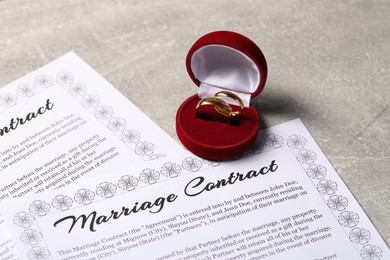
(196, 97, 233, 118)
(214, 91, 244, 116)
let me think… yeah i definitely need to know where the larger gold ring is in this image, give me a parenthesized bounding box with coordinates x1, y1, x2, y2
(196, 97, 233, 118)
(214, 91, 244, 116)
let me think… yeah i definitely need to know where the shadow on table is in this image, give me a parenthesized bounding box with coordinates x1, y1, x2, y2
(252, 84, 308, 130)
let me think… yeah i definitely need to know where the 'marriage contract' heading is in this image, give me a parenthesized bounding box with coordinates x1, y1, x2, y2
(53, 160, 279, 234)
(0, 99, 54, 137)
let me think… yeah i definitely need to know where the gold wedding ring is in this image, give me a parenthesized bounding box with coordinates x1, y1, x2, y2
(196, 97, 232, 118)
(195, 91, 244, 121)
(214, 91, 244, 117)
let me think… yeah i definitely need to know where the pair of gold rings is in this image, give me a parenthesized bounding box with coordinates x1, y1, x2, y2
(196, 91, 244, 120)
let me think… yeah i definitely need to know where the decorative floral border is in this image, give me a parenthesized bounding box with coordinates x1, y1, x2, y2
(11, 130, 383, 260)
(0, 71, 165, 161)
(259, 132, 382, 260)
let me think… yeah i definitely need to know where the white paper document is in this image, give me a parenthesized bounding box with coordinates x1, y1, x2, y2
(1, 119, 388, 260)
(0, 52, 182, 259)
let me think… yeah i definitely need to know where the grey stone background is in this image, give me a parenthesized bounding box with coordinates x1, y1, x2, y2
(0, 0, 389, 246)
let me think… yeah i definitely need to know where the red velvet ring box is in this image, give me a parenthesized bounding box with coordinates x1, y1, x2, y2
(176, 31, 267, 161)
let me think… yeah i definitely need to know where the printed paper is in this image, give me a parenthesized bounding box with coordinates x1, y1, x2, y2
(1, 119, 388, 260)
(0, 52, 182, 259)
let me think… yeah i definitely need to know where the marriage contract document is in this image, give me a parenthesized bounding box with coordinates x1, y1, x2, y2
(0, 52, 182, 259)
(0, 119, 388, 260)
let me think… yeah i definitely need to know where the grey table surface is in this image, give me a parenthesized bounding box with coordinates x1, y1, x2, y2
(0, 0, 389, 247)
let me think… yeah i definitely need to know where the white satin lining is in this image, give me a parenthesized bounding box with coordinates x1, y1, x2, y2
(191, 44, 260, 108)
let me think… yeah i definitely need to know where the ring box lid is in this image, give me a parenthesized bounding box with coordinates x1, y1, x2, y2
(186, 31, 267, 107)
